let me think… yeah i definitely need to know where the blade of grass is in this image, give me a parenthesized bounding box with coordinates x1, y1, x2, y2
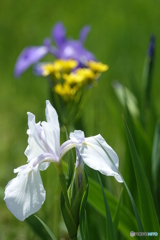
(152, 121, 160, 219)
(79, 171, 90, 240)
(25, 215, 51, 240)
(113, 188, 123, 235)
(152, 121, 160, 192)
(98, 172, 116, 240)
(94, 138, 146, 240)
(123, 118, 159, 236)
(34, 215, 57, 240)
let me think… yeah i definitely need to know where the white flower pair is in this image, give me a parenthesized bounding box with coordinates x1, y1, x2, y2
(4, 100, 123, 221)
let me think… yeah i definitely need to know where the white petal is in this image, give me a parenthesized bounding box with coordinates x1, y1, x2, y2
(25, 113, 46, 161)
(69, 130, 85, 144)
(41, 121, 59, 160)
(60, 139, 78, 159)
(4, 166, 46, 221)
(45, 100, 60, 151)
(78, 135, 123, 182)
(30, 152, 56, 170)
(39, 162, 50, 171)
(14, 164, 28, 173)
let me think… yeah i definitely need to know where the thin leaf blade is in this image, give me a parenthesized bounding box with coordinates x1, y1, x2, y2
(34, 215, 57, 240)
(94, 138, 146, 240)
(113, 188, 123, 235)
(98, 173, 116, 240)
(124, 118, 159, 236)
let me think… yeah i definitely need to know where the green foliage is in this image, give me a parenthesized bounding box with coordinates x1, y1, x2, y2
(1, 0, 160, 239)
(98, 173, 116, 240)
(34, 215, 57, 240)
(152, 121, 160, 218)
(124, 118, 159, 237)
(88, 177, 138, 239)
(79, 171, 90, 240)
(113, 188, 123, 235)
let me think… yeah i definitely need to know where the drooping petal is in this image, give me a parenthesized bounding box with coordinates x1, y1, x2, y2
(78, 135, 123, 182)
(79, 25, 91, 43)
(52, 22, 66, 47)
(14, 46, 49, 78)
(4, 166, 46, 221)
(14, 164, 28, 173)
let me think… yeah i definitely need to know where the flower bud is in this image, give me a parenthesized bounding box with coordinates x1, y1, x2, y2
(70, 148, 87, 228)
(142, 35, 155, 107)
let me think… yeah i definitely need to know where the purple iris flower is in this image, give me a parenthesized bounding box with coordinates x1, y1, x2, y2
(51, 22, 95, 62)
(14, 22, 95, 78)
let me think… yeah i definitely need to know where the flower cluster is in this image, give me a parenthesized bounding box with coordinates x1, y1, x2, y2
(40, 59, 108, 100)
(14, 22, 108, 101)
(4, 101, 122, 221)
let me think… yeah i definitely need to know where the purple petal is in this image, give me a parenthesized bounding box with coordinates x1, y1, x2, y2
(58, 40, 95, 64)
(33, 63, 45, 76)
(43, 38, 51, 48)
(48, 46, 61, 58)
(14, 46, 49, 78)
(52, 22, 66, 47)
(79, 25, 91, 43)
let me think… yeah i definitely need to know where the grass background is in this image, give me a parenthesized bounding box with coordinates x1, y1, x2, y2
(0, 0, 160, 239)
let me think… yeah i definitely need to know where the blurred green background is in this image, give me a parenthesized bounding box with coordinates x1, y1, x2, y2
(1, 0, 160, 239)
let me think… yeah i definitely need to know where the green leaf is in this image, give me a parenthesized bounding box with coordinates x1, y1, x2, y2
(152, 121, 160, 219)
(113, 80, 140, 119)
(80, 210, 90, 240)
(60, 192, 77, 239)
(87, 177, 138, 240)
(98, 173, 116, 240)
(124, 118, 159, 236)
(34, 215, 57, 240)
(26, 215, 51, 240)
(79, 171, 90, 240)
(122, 179, 146, 240)
(62, 161, 136, 240)
(113, 188, 123, 235)
(94, 138, 146, 240)
(152, 121, 160, 192)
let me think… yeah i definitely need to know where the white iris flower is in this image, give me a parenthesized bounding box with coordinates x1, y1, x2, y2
(4, 100, 122, 221)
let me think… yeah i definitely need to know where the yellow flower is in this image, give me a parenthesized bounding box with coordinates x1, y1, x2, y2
(54, 59, 78, 73)
(42, 63, 61, 79)
(54, 83, 78, 100)
(76, 68, 96, 84)
(41, 59, 78, 80)
(87, 61, 109, 73)
(62, 73, 84, 85)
